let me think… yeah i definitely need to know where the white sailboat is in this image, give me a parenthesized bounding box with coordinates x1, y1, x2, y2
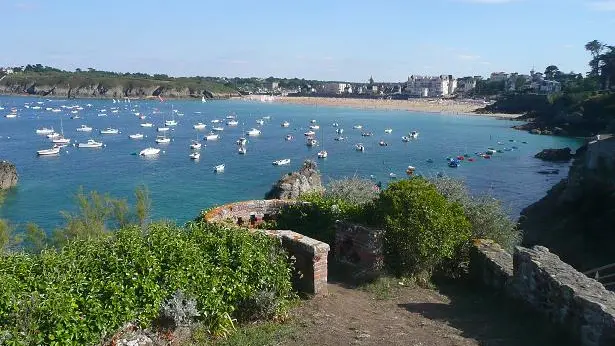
(51, 118, 70, 145)
(238, 145, 247, 155)
(201, 95, 206, 103)
(317, 128, 327, 158)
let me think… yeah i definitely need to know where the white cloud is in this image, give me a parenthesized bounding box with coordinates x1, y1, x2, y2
(458, 54, 481, 60)
(588, 0, 615, 11)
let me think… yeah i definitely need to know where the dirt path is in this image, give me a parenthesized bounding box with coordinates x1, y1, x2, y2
(284, 281, 572, 346)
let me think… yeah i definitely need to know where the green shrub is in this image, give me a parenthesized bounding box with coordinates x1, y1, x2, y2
(0, 221, 294, 345)
(325, 177, 379, 205)
(375, 177, 472, 278)
(430, 177, 521, 252)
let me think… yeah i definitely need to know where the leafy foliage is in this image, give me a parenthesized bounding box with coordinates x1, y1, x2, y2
(374, 178, 472, 278)
(0, 221, 294, 345)
(325, 177, 379, 205)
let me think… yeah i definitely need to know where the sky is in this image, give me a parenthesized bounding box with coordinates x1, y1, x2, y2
(1, 0, 614, 82)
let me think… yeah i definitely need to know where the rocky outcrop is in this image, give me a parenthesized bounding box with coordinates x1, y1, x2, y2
(534, 147, 573, 162)
(265, 160, 323, 200)
(520, 136, 615, 269)
(0, 160, 18, 190)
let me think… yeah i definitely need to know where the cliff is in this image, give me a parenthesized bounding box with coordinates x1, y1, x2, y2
(0, 73, 241, 99)
(265, 160, 324, 200)
(0, 161, 18, 190)
(519, 135, 615, 269)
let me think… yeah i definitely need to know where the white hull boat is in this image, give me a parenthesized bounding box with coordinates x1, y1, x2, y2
(317, 150, 328, 159)
(409, 131, 419, 139)
(155, 136, 171, 144)
(306, 138, 318, 147)
(226, 120, 239, 126)
(272, 159, 290, 166)
(285, 134, 293, 141)
(385, 129, 393, 134)
(236, 137, 247, 146)
(246, 128, 261, 136)
(36, 127, 54, 135)
(78, 140, 104, 148)
(5, 113, 17, 118)
(193, 123, 207, 130)
(76, 125, 92, 132)
(37, 147, 60, 156)
(214, 164, 225, 173)
(189, 152, 200, 160)
(157, 127, 169, 132)
(356, 143, 365, 152)
(129, 133, 144, 139)
(165, 120, 178, 127)
(304, 130, 315, 136)
(281, 121, 290, 128)
(141, 123, 153, 127)
(100, 128, 119, 135)
(309, 125, 320, 130)
(205, 133, 219, 141)
(238, 146, 247, 155)
(190, 141, 202, 150)
(52, 137, 71, 145)
(353, 125, 363, 129)
(139, 147, 160, 156)
(212, 127, 224, 132)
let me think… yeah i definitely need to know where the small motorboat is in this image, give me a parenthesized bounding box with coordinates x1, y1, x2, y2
(189, 152, 200, 160)
(76, 125, 92, 132)
(213, 164, 225, 173)
(37, 146, 60, 156)
(238, 146, 247, 155)
(227, 120, 239, 126)
(272, 158, 291, 166)
(389, 173, 397, 179)
(336, 128, 344, 134)
(193, 122, 207, 130)
(306, 138, 318, 147)
(5, 113, 17, 118)
(211, 119, 220, 123)
(355, 143, 365, 152)
(46, 132, 61, 139)
(139, 147, 160, 156)
(165, 119, 178, 127)
(448, 160, 460, 168)
(309, 125, 320, 130)
(304, 130, 316, 136)
(361, 132, 373, 137)
(190, 140, 202, 150)
(129, 133, 144, 140)
(246, 128, 261, 136)
(426, 159, 434, 163)
(353, 125, 363, 129)
(212, 126, 224, 132)
(78, 139, 104, 148)
(100, 128, 119, 135)
(401, 136, 410, 142)
(236, 137, 248, 146)
(486, 149, 497, 155)
(384, 128, 393, 134)
(155, 136, 171, 144)
(256, 119, 265, 125)
(285, 134, 293, 141)
(310, 119, 317, 124)
(281, 121, 290, 128)
(409, 131, 419, 139)
(406, 166, 416, 176)
(141, 123, 153, 127)
(317, 150, 328, 159)
(36, 127, 55, 135)
(537, 169, 560, 175)
(52, 136, 71, 145)
(262, 116, 271, 120)
(157, 127, 170, 132)
(205, 133, 219, 141)
(332, 122, 339, 127)
(334, 136, 345, 141)
(379, 140, 388, 146)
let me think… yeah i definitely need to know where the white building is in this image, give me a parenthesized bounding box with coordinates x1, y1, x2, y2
(490, 72, 509, 82)
(406, 75, 457, 97)
(536, 80, 562, 94)
(321, 83, 348, 95)
(457, 77, 477, 93)
(1, 68, 14, 74)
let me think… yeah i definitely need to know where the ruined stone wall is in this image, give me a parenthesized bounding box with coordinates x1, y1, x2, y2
(470, 239, 615, 346)
(203, 200, 329, 296)
(334, 221, 384, 278)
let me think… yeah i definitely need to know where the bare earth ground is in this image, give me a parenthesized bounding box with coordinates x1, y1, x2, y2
(244, 95, 520, 120)
(279, 280, 573, 346)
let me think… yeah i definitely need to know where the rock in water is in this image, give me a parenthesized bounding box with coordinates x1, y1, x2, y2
(265, 160, 324, 200)
(534, 148, 572, 162)
(0, 160, 18, 190)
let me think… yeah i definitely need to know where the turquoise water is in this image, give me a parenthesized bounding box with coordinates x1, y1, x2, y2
(0, 96, 582, 230)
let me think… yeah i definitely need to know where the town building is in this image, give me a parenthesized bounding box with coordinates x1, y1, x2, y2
(406, 75, 457, 97)
(457, 77, 478, 93)
(489, 72, 509, 82)
(0, 67, 14, 74)
(321, 82, 348, 95)
(266, 81, 279, 91)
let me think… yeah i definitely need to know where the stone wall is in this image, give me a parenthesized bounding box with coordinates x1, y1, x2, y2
(334, 221, 384, 278)
(470, 239, 615, 346)
(203, 200, 330, 296)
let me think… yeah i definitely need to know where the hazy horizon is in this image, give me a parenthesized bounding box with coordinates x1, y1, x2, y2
(2, 0, 614, 82)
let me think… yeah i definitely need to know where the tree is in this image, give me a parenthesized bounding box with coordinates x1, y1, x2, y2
(75, 68, 82, 73)
(544, 65, 560, 80)
(586, 40, 605, 77)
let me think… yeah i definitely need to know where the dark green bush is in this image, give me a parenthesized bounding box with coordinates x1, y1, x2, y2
(375, 177, 472, 278)
(325, 177, 379, 205)
(0, 221, 293, 345)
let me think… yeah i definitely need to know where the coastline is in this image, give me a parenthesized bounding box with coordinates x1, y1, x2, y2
(248, 95, 521, 120)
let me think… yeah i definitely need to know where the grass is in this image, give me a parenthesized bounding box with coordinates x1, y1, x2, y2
(191, 321, 299, 346)
(359, 276, 412, 300)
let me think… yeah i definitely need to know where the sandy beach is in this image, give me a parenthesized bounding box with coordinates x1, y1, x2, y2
(246, 95, 521, 119)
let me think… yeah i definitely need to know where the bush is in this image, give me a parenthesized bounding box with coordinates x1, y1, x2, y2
(375, 178, 472, 278)
(430, 177, 521, 252)
(0, 221, 294, 345)
(325, 177, 379, 205)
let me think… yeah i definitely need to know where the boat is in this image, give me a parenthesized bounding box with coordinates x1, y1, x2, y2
(76, 125, 92, 132)
(336, 128, 344, 134)
(262, 116, 271, 120)
(36, 127, 54, 135)
(332, 122, 339, 127)
(361, 132, 373, 137)
(310, 119, 317, 124)
(212, 126, 224, 132)
(353, 125, 363, 129)
(193, 122, 207, 130)
(141, 123, 154, 127)
(285, 134, 293, 141)
(129, 133, 144, 140)
(272, 159, 290, 166)
(309, 125, 320, 130)
(227, 120, 239, 126)
(37, 146, 60, 156)
(379, 140, 388, 146)
(246, 128, 261, 136)
(238, 146, 247, 155)
(189, 152, 200, 160)
(406, 166, 416, 176)
(100, 128, 119, 134)
(448, 160, 460, 168)
(306, 137, 318, 147)
(384, 129, 393, 134)
(5, 113, 17, 118)
(226, 115, 236, 120)
(355, 143, 365, 152)
(78, 139, 104, 148)
(139, 147, 160, 156)
(155, 135, 171, 144)
(281, 121, 290, 128)
(190, 140, 202, 150)
(409, 131, 419, 139)
(205, 133, 219, 141)
(401, 136, 410, 142)
(211, 119, 220, 123)
(256, 119, 265, 125)
(51, 118, 70, 145)
(304, 130, 316, 136)
(202, 96, 206, 103)
(236, 137, 248, 146)
(165, 119, 178, 126)
(317, 150, 328, 159)
(213, 164, 225, 173)
(486, 148, 497, 155)
(334, 136, 345, 141)
(46, 132, 61, 139)
(157, 127, 169, 132)
(389, 173, 397, 179)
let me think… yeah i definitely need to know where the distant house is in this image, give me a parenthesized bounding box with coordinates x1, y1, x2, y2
(406, 75, 457, 97)
(266, 81, 279, 91)
(457, 77, 477, 93)
(489, 72, 509, 82)
(0, 67, 14, 74)
(321, 82, 348, 95)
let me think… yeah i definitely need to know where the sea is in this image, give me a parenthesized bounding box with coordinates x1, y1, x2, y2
(0, 96, 583, 231)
